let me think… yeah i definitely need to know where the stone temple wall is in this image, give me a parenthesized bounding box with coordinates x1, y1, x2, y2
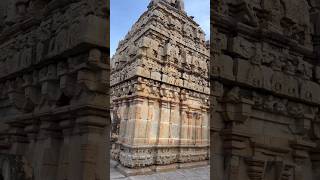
(111, 0, 210, 174)
(0, 0, 109, 180)
(211, 0, 320, 179)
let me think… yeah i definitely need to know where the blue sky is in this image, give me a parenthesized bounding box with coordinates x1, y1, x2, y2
(110, 0, 210, 56)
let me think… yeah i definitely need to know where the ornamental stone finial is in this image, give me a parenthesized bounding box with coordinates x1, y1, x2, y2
(150, 0, 185, 11)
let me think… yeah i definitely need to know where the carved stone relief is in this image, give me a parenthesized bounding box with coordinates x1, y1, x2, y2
(111, 0, 209, 173)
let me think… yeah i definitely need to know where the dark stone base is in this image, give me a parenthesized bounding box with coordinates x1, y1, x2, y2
(116, 160, 209, 176)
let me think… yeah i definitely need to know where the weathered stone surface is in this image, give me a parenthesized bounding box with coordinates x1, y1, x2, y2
(0, 0, 110, 180)
(212, 0, 320, 179)
(111, 0, 210, 173)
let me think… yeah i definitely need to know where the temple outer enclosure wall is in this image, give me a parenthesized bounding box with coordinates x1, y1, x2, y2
(0, 0, 109, 180)
(111, 0, 210, 175)
(211, 0, 320, 179)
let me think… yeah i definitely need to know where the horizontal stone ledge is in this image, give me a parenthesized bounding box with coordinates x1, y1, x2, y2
(212, 15, 315, 58)
(111, 76, 209, 95)
(118, 144, 209, 149)
(3, 104, 109, 124)
(0, 17, 41, 43)
(212, 77, 320, 107)
(252, 142, 292, 154)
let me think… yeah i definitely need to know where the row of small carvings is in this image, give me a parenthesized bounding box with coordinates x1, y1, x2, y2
(112, 50, 208, 77)
(113, 31, 209, 70)
(117, 24, 208, 62)
(118, 146, 208, 167)
(111, 59, 208, 93)
(0, 0, 107, 29)
(111, 70, 209, 96)
(118, 2, 206, 51)
(214, 53, 320, 104)
(111, 77, 209, 105)
(214, 34, 314, 75)
(216, 84, 318, 120)
(0, 57, 107, 114)
(111, 52, 209, 79)
(214, 0, 312, 46)
(0, 2, 96, 78)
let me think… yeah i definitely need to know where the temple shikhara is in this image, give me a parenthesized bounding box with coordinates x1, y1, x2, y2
(110, 0, 210, 174)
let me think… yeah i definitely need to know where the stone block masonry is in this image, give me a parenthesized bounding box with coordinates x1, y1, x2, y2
(0, 0, 110, 180)
(211, 0, 320, 179)
(110, 0, 210, 175)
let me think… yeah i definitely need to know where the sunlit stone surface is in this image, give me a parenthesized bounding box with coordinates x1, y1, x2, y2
(111, 0, 210, 174)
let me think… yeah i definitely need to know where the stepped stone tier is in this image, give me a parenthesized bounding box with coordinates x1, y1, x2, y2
(110, 0, 210, 174)
(0, 0, 109, 180)
(211, 0, 320, 179)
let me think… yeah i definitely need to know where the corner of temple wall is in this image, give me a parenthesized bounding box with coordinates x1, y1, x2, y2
(110, 0, 210, 175)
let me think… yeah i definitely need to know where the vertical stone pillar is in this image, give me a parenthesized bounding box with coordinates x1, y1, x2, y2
(180, 104, 189, 145)
(57, 118, 74, 180)
(158, 99, 170, 145)
(130, 97, 144, 145)
(195, 112, 203, 145)
(6, 122, 28, 156)
(65, 112, 108, 180)
(169, 102, 180, 145)
(201, 107, 209, 146)
(133, 97, 148, 145)
(146, 99, 155, 144)
(37, 119, 61, 180)
(24, 120, 39, 170)
(125, 99, 134, 145)
(119, 100, 128, 144)
(187, 111, 194, 145)
(149, 99, 160, 145)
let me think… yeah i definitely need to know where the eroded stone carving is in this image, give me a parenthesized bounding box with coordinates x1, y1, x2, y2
(0, 0, 109, 180)
(212, 0, 320, 179)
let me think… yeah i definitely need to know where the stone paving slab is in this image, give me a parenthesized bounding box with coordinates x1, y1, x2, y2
(110, 160, 210, 180)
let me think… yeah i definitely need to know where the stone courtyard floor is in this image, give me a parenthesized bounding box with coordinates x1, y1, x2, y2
(110, 160, 210, 180)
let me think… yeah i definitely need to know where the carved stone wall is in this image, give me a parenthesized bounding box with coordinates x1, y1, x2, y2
(111, 0, 210, 174)
(211, 0, 320, 179)
(0, 0, 110, 180)
(0, 154, 31, 180)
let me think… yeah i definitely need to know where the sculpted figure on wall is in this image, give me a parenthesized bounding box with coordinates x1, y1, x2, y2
(229, 0, 259, 27)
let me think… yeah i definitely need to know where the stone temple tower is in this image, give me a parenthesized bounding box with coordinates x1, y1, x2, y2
(111, 0, 210, 174)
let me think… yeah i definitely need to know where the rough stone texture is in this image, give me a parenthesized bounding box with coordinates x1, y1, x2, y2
(0, 154, 31, 180)
(111, 0, 210, 174)
(0, 0, 110, 180)
(111, 160, 210, 180)
(211, 0, 320, 179)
